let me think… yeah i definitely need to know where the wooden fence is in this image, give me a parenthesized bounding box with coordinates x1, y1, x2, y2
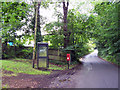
(48, 49, 66, 61)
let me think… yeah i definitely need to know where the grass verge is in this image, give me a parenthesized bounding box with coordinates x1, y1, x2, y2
(2, 84, 9, 88)
(1, 59, 79, 77)
(49, 60, 79, 70)
(1, 60, 50, 76)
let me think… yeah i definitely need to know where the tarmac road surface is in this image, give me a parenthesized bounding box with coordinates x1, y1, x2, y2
(73, 56, 118, 88)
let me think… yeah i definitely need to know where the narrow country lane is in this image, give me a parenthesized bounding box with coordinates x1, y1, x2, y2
(73, 55, 118, 88)
(49, 50, 119, 88)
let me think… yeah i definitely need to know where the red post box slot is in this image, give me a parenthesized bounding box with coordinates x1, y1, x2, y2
(67, 54, 70, 61)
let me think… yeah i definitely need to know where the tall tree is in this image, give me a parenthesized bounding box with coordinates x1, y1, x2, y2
(36, 2, 42, 44)
(32, 2, 38, 68)
(63, 0, 69, 48)
(32, 0, 50, 68)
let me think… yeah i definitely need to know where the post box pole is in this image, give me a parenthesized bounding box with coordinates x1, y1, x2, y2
(67, 53, 70, 69)
(68, 61, 69, 69)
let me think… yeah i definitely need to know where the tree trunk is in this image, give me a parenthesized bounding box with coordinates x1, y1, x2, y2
(35, 2, 41, 64)
(33, 2, 38, 68)
(63, 0, 69, 48)
(0, 37, 2, 59)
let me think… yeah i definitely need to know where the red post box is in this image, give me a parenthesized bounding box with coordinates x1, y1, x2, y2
(67, 54, 70, 61)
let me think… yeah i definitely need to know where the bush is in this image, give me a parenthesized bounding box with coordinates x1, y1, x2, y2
(16, 47, 33, 59)
(63, 43, 90, 62)
(2, 44, 16, 59)
(98, 48, 120, 66)
(2, 44, 33, 59)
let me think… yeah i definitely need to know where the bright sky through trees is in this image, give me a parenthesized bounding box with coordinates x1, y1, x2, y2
(40, 0, 94, 35)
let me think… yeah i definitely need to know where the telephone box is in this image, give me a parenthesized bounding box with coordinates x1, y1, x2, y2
(37, 42, 49, 68)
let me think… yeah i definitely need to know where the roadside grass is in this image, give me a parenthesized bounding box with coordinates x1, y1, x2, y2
(1, 59, 78, 77)
(1, 60, 50, 76)
(49, 64, 66, 70)
(0, 80, 1, 89)
(10, 58, 32, 63)
(2, 84, 9, 88)
(2, 73, 17, 77)
(49, 60, 79, 70)
(100, 56, 120, 66)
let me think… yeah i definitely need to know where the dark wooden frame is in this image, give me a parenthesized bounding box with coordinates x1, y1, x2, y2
(37, 42, 49, 68)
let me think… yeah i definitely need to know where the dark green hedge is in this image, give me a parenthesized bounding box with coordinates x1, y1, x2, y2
(2, 44, 33, 59)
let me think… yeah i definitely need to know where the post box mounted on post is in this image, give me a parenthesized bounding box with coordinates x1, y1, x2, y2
(67, 53, 71, 69)
(67, 54, 70, 61)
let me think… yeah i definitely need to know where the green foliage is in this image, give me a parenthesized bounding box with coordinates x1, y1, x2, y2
(44, 1, 119, 65)
(44, 8, 91, 61)
(64, 43, 89, 59)
(29, 15, 46, 44)
(1, 2, 31, 46)
(2, 45, 16, 59)
(92, 2, 120, 65)
(2, 45, 33, 59)
(2, 1, 119, 66)
(16, 47, 33, 59)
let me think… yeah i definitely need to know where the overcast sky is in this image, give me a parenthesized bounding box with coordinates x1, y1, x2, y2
(40, 0, 94, 22)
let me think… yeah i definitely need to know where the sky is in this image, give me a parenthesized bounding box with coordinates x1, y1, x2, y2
(40, 0, 94, 22)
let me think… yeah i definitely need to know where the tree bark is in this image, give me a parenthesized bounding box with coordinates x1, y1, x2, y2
(33, 2, 38, 68)
(35, 2, 41, 64)
(0, 37, 2, 59)
(63, 0, 69, 48)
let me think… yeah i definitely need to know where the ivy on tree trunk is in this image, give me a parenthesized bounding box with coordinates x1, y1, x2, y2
(33, 2, 38, 68)
(63, 0, 69, 48)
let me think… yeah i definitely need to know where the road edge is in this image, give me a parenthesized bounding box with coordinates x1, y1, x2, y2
(98, 56, 119, 68)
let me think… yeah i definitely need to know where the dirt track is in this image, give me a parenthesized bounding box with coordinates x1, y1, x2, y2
(2, 64, 80, 88)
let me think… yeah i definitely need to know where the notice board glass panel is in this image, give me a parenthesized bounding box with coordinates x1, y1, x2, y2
(39, 46, 47, 57)
(39, 58, 47, 67)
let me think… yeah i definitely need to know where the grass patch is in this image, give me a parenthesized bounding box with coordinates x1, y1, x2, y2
(1, 58, 79, 77)
(49, 64, 66, 70)
(0, 80, 1, 89)
(9, 58, 32, 63)
(2, 84, 9, 88)
(1, 60, 50, 75)
(49, 60, 67, 65)
(2, 72, 17, 77)
(49, 60, 78, 70)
